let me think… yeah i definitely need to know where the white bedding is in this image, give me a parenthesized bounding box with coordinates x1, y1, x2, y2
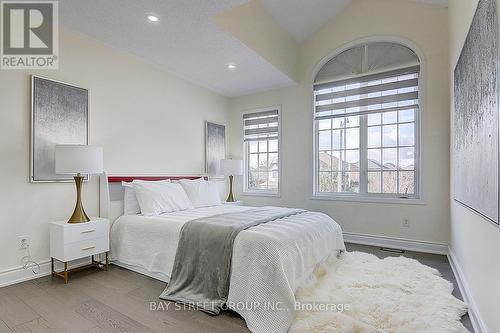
(110, 205, 345, 333)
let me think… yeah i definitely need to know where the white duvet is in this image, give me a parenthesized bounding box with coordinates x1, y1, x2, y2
(110, 205, 345, 333)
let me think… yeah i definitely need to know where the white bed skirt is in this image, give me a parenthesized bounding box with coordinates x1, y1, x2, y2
(111, 260, 169, 282)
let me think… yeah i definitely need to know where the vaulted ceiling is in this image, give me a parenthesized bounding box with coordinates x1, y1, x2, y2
(61, 0, 447, 96)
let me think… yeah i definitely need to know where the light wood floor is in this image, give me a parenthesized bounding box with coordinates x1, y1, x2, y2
(0, 243, 473, 332)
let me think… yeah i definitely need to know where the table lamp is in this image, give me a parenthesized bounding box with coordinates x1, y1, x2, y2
(220, 159, 243, 202)
(55, 145, 103, 223)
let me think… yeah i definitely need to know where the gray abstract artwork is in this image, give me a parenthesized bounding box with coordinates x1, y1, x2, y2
(205, 121, 226, 177)
(31, 76, 88, 182)
(454, 0, 499, 224)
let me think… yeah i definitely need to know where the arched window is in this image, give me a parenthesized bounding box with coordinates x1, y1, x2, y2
(313, 42, 420, 200)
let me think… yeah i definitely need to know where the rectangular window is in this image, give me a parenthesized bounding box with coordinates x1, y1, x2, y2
(243, 107, 280, 195)
(314, 66, 420, 200)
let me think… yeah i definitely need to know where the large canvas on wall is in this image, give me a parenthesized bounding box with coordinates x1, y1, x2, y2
(454, 0, 499, 224)
(31, 76, 89, 182)
(205, 121, 226, 178)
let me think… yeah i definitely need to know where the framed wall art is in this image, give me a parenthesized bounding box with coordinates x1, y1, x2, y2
(453, 0, 500, 225)
(205, 121, 226, 178)
(31, 76, 89, 182)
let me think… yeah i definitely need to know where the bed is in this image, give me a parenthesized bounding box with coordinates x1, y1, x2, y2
(99, 174, 345, 333)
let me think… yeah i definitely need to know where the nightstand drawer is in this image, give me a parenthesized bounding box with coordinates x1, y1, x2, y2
(64, 222, 107, 244)
(62, 236, 109, 262)
(50, 219, 109, 244)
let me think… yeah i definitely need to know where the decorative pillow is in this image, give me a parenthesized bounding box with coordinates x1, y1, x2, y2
(179, 178, 221, 208)
(132, 180, 193, 216)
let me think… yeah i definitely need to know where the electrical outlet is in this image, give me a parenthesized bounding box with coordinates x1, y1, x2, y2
(402, 219, 410, 228)
(18, 235, 30, 249)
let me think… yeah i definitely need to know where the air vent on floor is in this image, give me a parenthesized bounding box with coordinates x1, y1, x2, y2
(380, 247, 405, 254)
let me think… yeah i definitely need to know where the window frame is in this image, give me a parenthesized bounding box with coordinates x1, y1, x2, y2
(312, 48, 424, 204)
(243, 105, 282, 197)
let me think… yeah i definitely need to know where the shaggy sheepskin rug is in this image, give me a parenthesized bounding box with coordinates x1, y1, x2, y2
(289, 251, 468, 333)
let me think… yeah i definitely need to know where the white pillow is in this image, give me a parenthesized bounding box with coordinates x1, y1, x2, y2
(122, 182, 141, 215)
(133, 180, 193, 216)
(121, 179, 171, 215)
(179, 178, 221, 208)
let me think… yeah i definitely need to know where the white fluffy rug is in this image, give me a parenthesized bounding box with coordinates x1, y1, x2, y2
(290, 251, 468, 333)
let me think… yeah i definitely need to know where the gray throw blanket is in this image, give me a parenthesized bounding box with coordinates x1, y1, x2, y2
(159, 207, 305, 314)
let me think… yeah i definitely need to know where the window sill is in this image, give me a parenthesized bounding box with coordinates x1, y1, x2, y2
(242, 191, 281, 198)
(311, 194, 425, 205)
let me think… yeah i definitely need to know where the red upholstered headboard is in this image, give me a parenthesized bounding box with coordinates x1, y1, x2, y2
(99, 173, 209, 221)
(108, 175, 208, 182)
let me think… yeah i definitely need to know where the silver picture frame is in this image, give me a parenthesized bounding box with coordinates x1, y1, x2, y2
(453, 0, 500, 225)
(30, 75, 89, 183)
(205, 121, 226, 179)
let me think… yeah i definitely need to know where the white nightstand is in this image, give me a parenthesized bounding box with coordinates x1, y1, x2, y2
(223, 200, 243, 206)
(50, 217, 110, 283)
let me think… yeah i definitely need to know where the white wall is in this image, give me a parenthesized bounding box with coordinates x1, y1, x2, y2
(0, 29, 228, 272)
(228, 0, 450, 244)
(449, 0, 500, 331)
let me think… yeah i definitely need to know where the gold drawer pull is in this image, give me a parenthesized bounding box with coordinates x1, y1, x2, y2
(81, 229, 95, 234)
(81, 246, 95, 251)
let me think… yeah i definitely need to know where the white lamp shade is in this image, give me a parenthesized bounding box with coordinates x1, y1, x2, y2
(55, 145, 103, 174)
(220, 159, 243, 176)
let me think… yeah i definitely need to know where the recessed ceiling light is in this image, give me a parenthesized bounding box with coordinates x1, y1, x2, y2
(227, 63, 236, 70)
(147, 15, 159, 22)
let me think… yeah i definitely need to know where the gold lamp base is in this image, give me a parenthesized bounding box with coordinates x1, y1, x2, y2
(226, 174, 235, 202)
(68, 174, 90, 223)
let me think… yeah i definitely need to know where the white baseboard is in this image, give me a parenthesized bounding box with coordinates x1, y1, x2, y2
(0, 257, 94, 288)
(0, 260, 51, 288)
(343, 232, 448, 255)
(447, 248, 488, 333)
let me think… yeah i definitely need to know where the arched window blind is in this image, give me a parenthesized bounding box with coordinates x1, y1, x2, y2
(314, 42, 419, 84)
(313, 42, 420, 200)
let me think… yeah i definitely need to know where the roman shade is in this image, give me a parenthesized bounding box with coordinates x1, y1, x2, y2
(243, 109, 279, 142)
(314, 65, 420, 121)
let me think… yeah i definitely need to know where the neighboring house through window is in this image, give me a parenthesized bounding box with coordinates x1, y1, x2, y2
(243, 106, 280, 195)
(313, 42, 421, 201)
